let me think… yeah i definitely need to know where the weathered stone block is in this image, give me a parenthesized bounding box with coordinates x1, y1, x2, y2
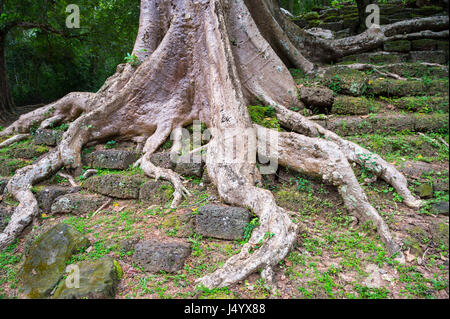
(195, 205, 249, 240)
(132, 240, 191, 273)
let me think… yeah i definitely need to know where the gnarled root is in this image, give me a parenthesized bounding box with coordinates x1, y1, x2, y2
(270, 105, 422, 209)
(0, 151, 63, 249)
(257, 125, 401, 255)
(0, 92, 95, 137)
(197, 137, 298, 290)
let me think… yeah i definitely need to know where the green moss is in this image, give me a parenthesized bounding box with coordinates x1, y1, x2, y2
(159, 184, 175, 201)
(403, 236, 423, 256)
(386, 96, 449, 113)
(306, 19, 321, 27)
(321, 68, 369, 97)
(411, 39, 439, 51)
(384, 40, 411, 52)
(113, 259, 123, 280)
(367, 78, 449, 97)
(302, 11, 319, 20)
(247, 105, 281, 130)
(412, 5, 444, 17)
(377, 62, 448, 78)
(332, 96, 381, 115)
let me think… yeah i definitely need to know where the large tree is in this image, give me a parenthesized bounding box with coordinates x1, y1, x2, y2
(0, 0, 448, 290)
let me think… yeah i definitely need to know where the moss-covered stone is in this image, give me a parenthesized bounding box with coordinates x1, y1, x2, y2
(416, 183, 433, 198)
(413, 113, 449, 133)
(377, 62, 448, 78)
(403, 236, 424, 256)
(19, 223, 90, 298)
(302, 11, 320, 20)
(384, 40, 411, 52)
(321, 67, 369, 97)
(342, 52, 408, 64)
(331, 96, 381, 115)
(51, 193, 107, 215)
(139, 180, 174, 205)
(410, 50, 447, 64)
(82, 174, 145, 199)
(318, 113, 448, 136)
(430, 221, 449, 246)
(411, 39, 439, 51)
(412, 5, 444, 17)
(161, 210, 194, 238)
(388, 96, 449, 113)
(367, 78, 449, 97)
(52, 257, 121, 299)
(0, 157, 32, 176)
(9, 144, 49, 160)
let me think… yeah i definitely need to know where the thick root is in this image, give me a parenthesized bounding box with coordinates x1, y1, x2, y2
(265, 103, 422, 209)
(0, 151, 63, 250)
(256, 125, 401, 255)
(139, 126, 191, 208)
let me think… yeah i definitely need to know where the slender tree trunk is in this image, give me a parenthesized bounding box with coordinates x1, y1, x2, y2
(355, 0, 371, 33)
(0, 33, 15, 119)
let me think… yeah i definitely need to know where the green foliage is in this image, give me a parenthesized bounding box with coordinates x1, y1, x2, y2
(105, 140, 117, 149)
(3, 0, 140, 106)
(247, 105, 280, 130)
(124, 52, 140, 66)
(240, 217, 260, 245)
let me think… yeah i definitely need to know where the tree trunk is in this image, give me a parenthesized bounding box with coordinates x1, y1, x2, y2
(2, 0, 443, 291)
(355, 0, 371, 33)
(0, 34, 15, 120)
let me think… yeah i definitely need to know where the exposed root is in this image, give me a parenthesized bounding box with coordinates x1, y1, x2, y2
(0, 151, 63, 250)
(339, 63, 408, 80)
(56, 172, 79, 187)
(256, 125, 401, 255)
(271, 104, 422, 209)
(139, 127, 191, 208)
(0, 92, 94, 137)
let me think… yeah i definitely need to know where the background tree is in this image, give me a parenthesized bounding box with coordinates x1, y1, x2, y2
(1, 0, 139, 120)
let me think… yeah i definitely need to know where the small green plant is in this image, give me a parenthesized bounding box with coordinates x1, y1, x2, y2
(328, 75, 342, 95)
(105, 140, 117, 149)
(295, 177, 312, 193)
(240, 218, 260, 245)
(124, 53, 141, 66)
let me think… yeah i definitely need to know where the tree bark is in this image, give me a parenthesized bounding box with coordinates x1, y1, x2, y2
(1, 0, 437, 291)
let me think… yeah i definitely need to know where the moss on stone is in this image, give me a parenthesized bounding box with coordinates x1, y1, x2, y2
(332, 96, 381, 115)
(302, 11, 320, 20)
(388, 96, 449, 113)
(384, 40, 411, 52)
(367, 78, 449, 97)
(411, 39, 439, 51)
